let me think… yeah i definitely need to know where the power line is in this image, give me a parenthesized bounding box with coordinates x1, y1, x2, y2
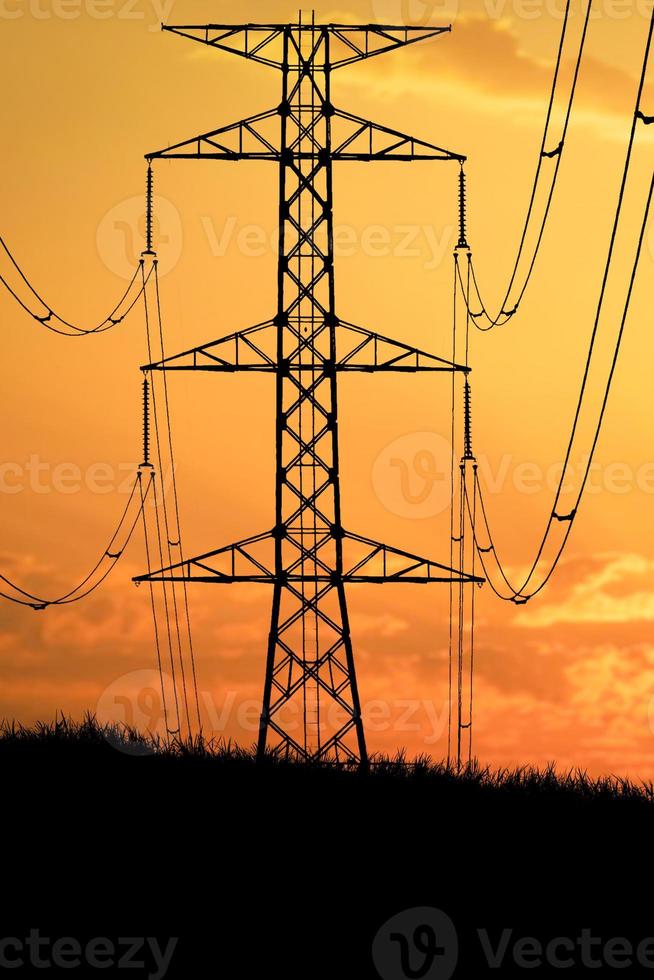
(152, 263, 202, 735)
(470, 168, 654, 601)
(141, 260, 187, 739)
(141, 256, 201, 741)
(0, 234, 149, 336)
(462, 0, 592, 330)
(138, 466, 170, 738)
(447, 251, 458, 767)
(0, 468, 153, 609)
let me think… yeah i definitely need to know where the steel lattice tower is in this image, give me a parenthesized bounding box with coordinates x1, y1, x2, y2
(136, 19, 483, 765)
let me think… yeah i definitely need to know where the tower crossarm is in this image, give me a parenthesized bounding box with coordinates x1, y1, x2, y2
(161, 24, 287, 69)
(331, 109, 464, 162)
(134, 531, 484, 586)
(142, 320, 468, 374)
(133, 531, 276, 584)
(342, 532, 485, 584)
(336, 322, 468, 372)
(147, 107, 464, 163)
(146, 109, 281, 162)
(160, 24, 452, 72)
(142, 320, 278, 372)
(327, 25, 452, 69)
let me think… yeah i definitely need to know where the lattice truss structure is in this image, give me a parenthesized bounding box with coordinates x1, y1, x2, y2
(135, 20, 483, 765)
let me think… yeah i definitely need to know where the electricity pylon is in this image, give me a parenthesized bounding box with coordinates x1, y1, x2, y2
(135, 18, 483, 765)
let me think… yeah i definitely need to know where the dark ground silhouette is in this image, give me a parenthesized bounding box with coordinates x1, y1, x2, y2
(2, 717, 653, 978)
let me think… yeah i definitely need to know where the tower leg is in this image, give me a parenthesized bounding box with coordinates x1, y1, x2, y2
(257, 582, 283, 763)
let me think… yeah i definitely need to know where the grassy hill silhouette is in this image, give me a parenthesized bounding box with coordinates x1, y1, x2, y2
(3, 715, 653, 978)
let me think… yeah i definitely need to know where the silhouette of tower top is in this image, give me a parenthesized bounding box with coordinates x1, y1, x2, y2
(157, 21, 456, 74)
(135, 17, 482, 766)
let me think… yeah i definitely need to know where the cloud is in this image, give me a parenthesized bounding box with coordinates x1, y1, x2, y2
(516, 553, 654, 626)
(566, 642, 654, 706)
(342, 13, 654, 136)
(353, 612, 410, 637)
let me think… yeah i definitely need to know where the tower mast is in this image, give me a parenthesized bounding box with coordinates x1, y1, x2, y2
(136, 19, 483, 765)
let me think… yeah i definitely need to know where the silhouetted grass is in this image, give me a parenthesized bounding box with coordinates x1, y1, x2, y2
(2, 713, 651, 809)
(5, 711, 654, 961)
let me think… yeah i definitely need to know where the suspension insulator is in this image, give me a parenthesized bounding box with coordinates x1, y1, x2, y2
(145, 164, 154, 255)
(463, 380, 474, 461)
(142, 376, 152, 468)
(457, 166, 469, 250)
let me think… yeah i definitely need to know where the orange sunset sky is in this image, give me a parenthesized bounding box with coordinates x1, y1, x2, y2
(2, 0, 654, 778)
